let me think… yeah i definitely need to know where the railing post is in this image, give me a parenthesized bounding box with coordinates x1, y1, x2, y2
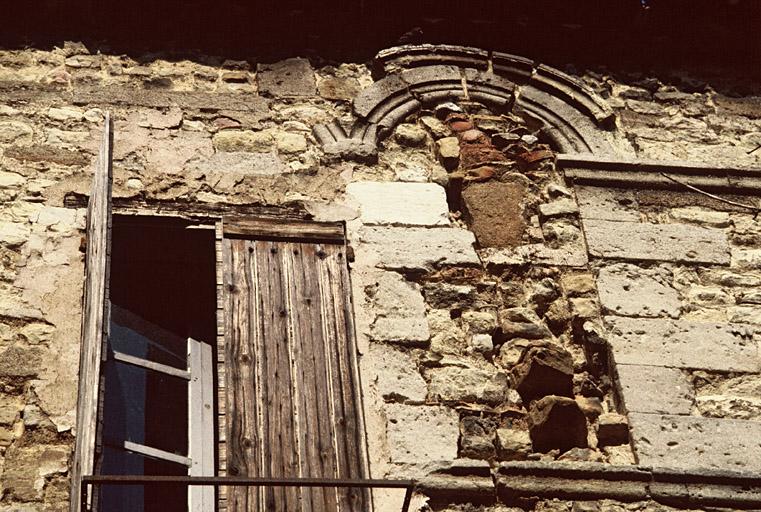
(80, 479, 88, 512)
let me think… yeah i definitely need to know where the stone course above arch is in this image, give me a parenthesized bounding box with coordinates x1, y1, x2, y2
(313, 44, 634, 160)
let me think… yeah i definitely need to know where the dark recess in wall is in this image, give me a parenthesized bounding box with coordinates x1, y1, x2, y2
(3, 0, 759, 69)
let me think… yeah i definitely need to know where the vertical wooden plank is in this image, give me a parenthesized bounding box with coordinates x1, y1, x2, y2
(223, 239, 260, 512)
(257, 241, 300, 512)
(286, 243, 335, 510)
(316, 244, 368, 510)
(70, 113, 113, 512)
(188, 338, 214, 511)
(214, 220, 227, 511)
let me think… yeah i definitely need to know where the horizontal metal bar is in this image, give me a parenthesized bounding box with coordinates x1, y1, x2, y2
(112, 350, 191, 380)
(82, 475, 414, 489)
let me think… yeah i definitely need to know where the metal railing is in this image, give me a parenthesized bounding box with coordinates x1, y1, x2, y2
(81, 475, 415, 512)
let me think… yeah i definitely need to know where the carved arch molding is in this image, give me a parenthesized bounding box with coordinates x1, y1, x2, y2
(313, 44, 635, 160)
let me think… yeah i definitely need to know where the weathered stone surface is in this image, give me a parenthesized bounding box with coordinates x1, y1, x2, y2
(189, 151, 290, 175)
(423, 282, 476, 309)
(427, 365, 508, 404)
(597, 263, 681, 318)
(257, 58, 316, 97)
(670, 207, 731, 228)
(512, 341, 574, 404)
(498, 308, 551, 341)
(584, 219, 730, 264)
(367, 343, 427, 402)
(528, 395, 588, 453)
(0, 344, 42, 376)
(460, 416, 496, 459)
(4, 144, 90, 166)
(461, 310, 498, 334)
(365, 271, 429, 344)
(616, 364, 694, 415)
(137, 107, 183, 129)
(462, 181, 527, 248)
(0, 120, 34, 144)
(357, 226, 479, 271)
(385, 404, 459, 464)
(273, 131, 307, 154)
(436, 136, 460, 169)
(0, 222, 31, 247)
(496, 428, 532, 461)
(561, 273, 596, 297)
(394, 123, 428, 147)
(732, 248, 761, 270)
(212, 129, 273, 152)
(3, 445, 69, 501)
(427, 309, 466, 355)
(575, 186, 639, 222)
(629, 413, 761, 472)
(596, 413, 629, 447)
(346, 182, 450, 226)
(606, 316, 759, 372)
(539, 199, 579, 219)
(569, 298, 599, 319)
(695, 374, 761, 421)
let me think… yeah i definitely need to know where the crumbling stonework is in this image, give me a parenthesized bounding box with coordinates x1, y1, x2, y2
(0, 41, 760, 512)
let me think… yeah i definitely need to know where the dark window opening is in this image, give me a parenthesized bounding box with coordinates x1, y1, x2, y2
(98, 215, 217, 512)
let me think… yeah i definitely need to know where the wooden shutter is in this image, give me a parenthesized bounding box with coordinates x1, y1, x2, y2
(71, 113, 113, 512)
(222, 226, 369, 512)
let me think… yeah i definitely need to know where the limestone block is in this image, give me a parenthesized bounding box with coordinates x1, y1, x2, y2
(357, 226, 479, 272)
(496, 428, 532, 461)
(394, 123, 428, 147)
(436, 137, 460, 169)
(365, 271, 429, 344)
(616, 364, 694, 415)
(427, 365, 508, 404)
(47, 106, 85, 122)
(597, 263, 681, 318)
(575, 186, 640, 222)
(212, 130, 273, 152)
(732, 248, 761, 270)
(0, 121, 33, 144)
(367, 343, 427, 403)
(273, 131, 307, 154)
(462, 181, 527, 248)
(257, 58, 316, 97)
(584, 219, 730, 264)
(0, 172, 24, 188)
(427, 309, 466, 355)
(606, 316, 759, 372)
(461, 310, 497, 334)
(346, 182, 450, 226)
(385, 404, 459, 464)
(629, 413, 761, 472)
(561, 273, 596, 297)
(538, 199, 579, 219)
(0, 222, 30, 247)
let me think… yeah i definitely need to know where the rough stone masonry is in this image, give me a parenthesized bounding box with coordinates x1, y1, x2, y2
(0, 39, 759, 512)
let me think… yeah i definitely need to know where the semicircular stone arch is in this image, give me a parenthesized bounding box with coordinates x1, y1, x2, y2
(313, 44, 634, 160)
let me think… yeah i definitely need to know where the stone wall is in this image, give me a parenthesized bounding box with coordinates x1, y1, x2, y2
(0, 42, 759, 511)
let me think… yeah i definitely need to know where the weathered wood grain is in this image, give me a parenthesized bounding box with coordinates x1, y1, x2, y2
(224, 218, 345, 243)
(223, 236, 368, 511)
(70, 113, 113, 512)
